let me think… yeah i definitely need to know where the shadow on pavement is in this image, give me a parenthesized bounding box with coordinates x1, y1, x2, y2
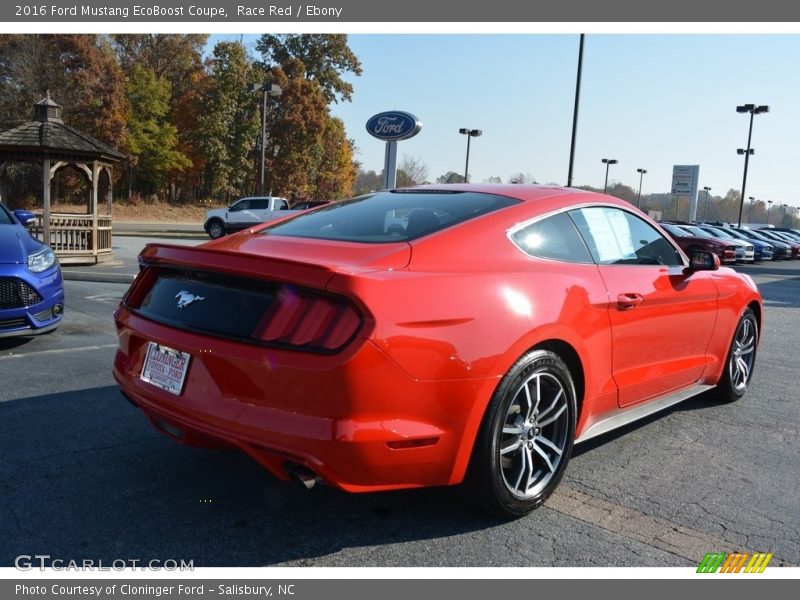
(0, 386, 501, 567)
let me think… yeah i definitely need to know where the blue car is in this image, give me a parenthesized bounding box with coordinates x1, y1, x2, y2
(718, 227, 774, 262)
(0, 203, 64, 337)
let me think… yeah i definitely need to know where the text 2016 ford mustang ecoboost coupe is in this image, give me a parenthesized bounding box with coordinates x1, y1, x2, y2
(113, 185, 761, 517)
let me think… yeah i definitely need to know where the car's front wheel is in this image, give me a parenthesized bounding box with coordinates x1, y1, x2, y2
(466, 349, 577, 518)
(713, 308, 758, 402)
(206, 219, 224, 239)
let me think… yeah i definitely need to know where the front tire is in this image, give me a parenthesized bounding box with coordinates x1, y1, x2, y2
(206, 219, 224, 239)
(713, 308, 758, 402)
(466, 349, 577, 518)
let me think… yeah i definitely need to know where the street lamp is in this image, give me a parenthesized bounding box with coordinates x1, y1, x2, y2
(782, 203, 789, 223)
(636, 168, 647, 208)
(747, 196, 755, 223)
(458, 128, 482, 183)
(766, 200, 773, 224)
(702, 186, 712, 220)
(735, 103, 769, 227)
(253, 82, 282, 196)
(601, 158, 618, 193)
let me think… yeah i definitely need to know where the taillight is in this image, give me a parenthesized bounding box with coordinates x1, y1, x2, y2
(253, 286, 362, 351)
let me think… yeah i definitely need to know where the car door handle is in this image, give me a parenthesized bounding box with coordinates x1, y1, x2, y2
(616, 293, 644, 310)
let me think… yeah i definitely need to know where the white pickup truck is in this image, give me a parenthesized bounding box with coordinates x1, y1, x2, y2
(204, 196, 300, 239)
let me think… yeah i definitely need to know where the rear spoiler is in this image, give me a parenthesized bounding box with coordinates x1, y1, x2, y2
(138, 243, 336, 290)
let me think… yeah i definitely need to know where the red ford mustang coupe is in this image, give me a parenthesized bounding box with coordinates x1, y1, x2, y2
(113, 185, 762, 517)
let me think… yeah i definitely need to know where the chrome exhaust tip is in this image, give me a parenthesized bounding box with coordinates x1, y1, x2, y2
(284, 462, 320, 491)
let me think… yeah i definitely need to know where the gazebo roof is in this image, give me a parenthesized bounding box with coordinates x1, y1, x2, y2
(0, 96, 125, 163)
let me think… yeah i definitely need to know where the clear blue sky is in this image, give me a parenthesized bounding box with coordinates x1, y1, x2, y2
(211, 34, 800, 207)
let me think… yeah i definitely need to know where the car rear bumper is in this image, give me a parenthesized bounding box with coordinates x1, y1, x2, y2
(113, 307, 491, 492)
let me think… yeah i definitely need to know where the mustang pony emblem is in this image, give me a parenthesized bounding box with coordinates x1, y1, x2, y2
(175, 290, 205, 309)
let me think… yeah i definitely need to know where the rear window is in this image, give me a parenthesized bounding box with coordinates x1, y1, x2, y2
(262, 190, 519, 243)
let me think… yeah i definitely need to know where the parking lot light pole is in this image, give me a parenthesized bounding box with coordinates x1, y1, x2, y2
(766, 200, 773, 224)
(636, 168, 647, 207)
(702, 186, 712, 220)
(254, 82, 282, 196)
(601, 158, 617, 193)
(747, 196, 755, 223)
(567, 34, 585, 188)
(459, 128, 482, 183)
(736, 103, 769, 227)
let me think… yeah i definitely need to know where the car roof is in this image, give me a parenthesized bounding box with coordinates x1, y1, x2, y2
(407, 183, 627, 206)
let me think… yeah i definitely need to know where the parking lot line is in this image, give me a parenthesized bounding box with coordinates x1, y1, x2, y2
(0, 343, 118, 360)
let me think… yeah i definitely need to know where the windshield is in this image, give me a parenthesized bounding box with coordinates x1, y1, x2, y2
(723, 229, 751, 241)
(703, 227, 735, 240)
(661, 223, 688, 237)
(682, 225, 713, 238)
(741, 229, 778, 243)
(0, 204, 13, 225)
(262, 190, 520, 243)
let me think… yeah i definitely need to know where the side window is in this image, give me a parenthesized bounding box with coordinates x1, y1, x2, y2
(231, 199, 250, 212)
(274, 199, 288, 210)
(570, 207, 683, 266)
(511, 211, 593, 263)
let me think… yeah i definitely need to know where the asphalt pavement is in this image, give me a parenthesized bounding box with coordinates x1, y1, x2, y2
(2, 239, 799, 568)
(60, 232, 204, 284)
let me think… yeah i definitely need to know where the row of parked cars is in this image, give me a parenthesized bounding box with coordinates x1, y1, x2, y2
(659, 221, 800, 264)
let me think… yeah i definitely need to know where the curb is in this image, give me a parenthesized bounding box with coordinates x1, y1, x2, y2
(113, 231, 207, 239)
(62, 271, 135, 284)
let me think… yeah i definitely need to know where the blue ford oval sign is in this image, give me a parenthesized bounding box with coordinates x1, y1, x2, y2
(366, 111, 422, 142)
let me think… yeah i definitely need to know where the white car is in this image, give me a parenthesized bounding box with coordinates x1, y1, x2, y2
(204, 196, 297, 239)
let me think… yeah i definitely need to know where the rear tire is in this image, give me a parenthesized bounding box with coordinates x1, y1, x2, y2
(712, 308, 758, 403)
(465, 349, 577, 518)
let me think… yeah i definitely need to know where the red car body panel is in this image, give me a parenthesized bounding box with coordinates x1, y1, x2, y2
(113, 185, 762, 493)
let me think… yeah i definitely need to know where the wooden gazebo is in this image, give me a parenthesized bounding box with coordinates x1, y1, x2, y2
(0, 95, 125, 264)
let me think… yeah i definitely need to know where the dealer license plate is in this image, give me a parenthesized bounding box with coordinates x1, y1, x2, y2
(140, 342, 191, 395)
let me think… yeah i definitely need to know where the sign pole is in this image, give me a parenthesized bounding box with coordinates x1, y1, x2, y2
(383, 141, 398, 189)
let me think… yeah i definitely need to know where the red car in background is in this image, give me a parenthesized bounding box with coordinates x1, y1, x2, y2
(660, 222, 737, 265)
(113, 185, 762, 517)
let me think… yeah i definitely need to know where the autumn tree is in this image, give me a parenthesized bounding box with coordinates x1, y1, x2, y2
(111, 35, 207, 115)
(111, 34, 209, 201)
(0, 35, 127, 148)
(312, 117, 358, 199)
(170, 68, 212, 201)
(256, 34, 362, 103)
(198, 41, 261, 198)
(508, 172, 538, 184)
(396, 155, 429, 187)
(0, 35, 128, 205)
(436, 171, 465, 184)
(124, 64, 190, 195)
(260, 62, 329, 198)
(354, 170, 382, 195)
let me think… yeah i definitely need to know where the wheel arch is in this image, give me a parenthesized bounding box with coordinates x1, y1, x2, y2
(748, 300, 762, 338)
(451, 336, 587, 486)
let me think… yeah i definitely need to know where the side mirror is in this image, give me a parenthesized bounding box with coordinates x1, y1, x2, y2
(13, 209, 35, 227)
(688, 250, 720, 272)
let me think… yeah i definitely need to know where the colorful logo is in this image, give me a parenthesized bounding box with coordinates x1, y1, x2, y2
(697, 552, 773, 573)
